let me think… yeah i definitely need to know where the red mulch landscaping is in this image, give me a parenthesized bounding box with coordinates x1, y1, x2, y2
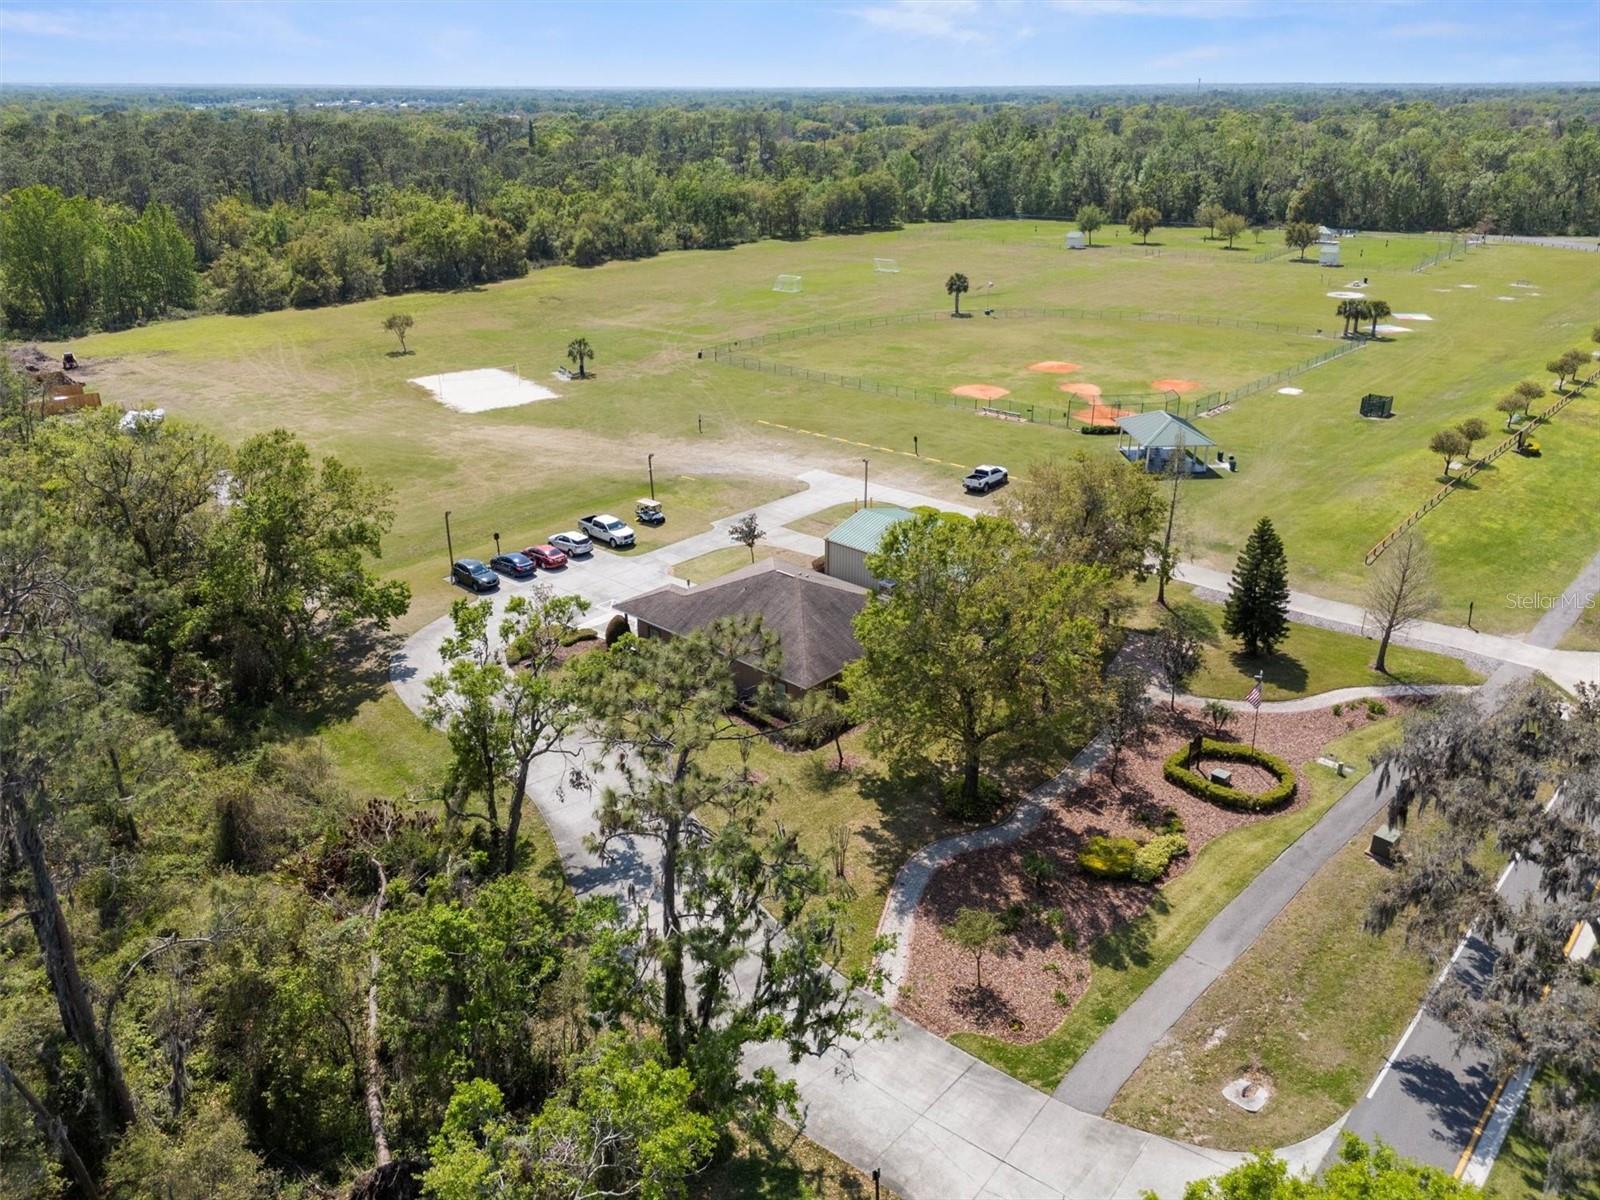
(895, 701, 1420, 1043)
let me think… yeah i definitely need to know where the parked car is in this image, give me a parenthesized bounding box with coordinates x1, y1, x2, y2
(635, 498, 665, 525)
(579, 513, 636, 548)
(549, 530, 593, 557)
(523, 543, 568, 569)
(451, 558, 499, 592)
(962, 464, 1009, 494)
(490, 551, 536, 578)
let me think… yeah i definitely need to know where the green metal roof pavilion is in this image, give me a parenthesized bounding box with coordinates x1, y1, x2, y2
(1115, 410, 1215, 450)
(825, 504, 917, 554)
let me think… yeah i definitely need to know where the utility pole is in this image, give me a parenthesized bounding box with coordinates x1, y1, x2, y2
(861, 458, 870, 508)
(444, 510, 455, 574)
(647, 452, 656, 500)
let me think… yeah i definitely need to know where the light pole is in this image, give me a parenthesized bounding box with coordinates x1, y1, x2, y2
(647, 453, 655, 500)
(444, 510, 455, 574)
(861, 458, 869, 508)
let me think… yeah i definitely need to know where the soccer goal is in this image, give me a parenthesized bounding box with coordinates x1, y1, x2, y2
(773, 274, 802, 293)
(873, 258, 900, 273)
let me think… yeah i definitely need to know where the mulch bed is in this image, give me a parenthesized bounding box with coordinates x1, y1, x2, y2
(895, 701, 1422, 1044)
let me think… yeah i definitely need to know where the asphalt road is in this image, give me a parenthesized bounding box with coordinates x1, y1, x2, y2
(1340, 544, 1600, 1177)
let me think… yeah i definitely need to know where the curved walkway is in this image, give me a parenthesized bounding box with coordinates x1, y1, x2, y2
(1172, 682, 1474, 714)
(389, 491, 1600, 1195)
(512, 739, 1345, 1199)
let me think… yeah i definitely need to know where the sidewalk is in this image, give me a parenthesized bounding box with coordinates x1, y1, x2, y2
(1055, 763, 1393, 1113)
(1172, 563, 1600, 693)
(515, 741, 1344, 1200)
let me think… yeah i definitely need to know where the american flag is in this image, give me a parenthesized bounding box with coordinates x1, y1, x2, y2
(1246, 679, 1263, 709)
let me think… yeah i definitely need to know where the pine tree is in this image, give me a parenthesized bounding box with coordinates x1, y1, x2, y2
(1222, 517, 1290, 657)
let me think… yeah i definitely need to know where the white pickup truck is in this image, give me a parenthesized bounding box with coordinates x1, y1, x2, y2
(579, 513, 636, 548)
(962, 464, 1009, 494)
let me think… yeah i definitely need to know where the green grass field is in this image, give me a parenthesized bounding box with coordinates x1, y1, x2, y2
(47, 219, 1600, 643)
(1104, 807, 1432, 1148)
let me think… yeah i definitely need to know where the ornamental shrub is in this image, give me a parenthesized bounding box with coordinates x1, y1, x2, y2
(1132, 832, 1190, 883)
(1163, 738, 1297, 811)
(1078, 834, 1139, 878)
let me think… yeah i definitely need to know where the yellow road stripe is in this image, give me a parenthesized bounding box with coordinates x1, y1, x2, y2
(1455, 1072, 1511, 1177)
(1454, 881, 1598, 1178)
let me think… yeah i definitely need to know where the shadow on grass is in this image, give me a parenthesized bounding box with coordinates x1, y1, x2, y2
(716, 1127, 874, 1200)
(1228, 649, 1309, 695)
(255, 625, 403, 746)
(1089, 892, 1169, 973)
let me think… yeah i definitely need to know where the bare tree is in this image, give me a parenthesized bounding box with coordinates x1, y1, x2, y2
(1364, 533, 1437, 674)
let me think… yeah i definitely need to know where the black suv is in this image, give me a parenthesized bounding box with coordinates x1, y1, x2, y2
(451, 558, 499, 592)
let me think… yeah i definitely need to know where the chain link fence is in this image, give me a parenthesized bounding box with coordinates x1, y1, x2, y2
(705, 309, 1367, 429)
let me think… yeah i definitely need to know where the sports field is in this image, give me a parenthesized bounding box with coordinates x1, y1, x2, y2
(48, 219, 1600, 634)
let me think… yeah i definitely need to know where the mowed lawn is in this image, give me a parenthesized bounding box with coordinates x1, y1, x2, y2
(48, 220, 1600, 640)
(1104, 806, 1431, 1148)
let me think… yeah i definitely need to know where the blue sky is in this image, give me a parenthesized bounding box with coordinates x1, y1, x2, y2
(1, 0, 1596, 89)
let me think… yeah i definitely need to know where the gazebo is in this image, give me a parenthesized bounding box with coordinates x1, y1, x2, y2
(1115, 410, 1220, 475)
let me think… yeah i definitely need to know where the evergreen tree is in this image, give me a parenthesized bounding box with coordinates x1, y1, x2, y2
(1222, 517, 1290, 657)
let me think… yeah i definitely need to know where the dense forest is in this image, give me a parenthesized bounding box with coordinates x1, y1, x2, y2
(3, 88, 1599, 333)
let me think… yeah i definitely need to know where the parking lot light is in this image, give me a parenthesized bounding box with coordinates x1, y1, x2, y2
(648, 453, 656, 500)
(445, 510, 455, 575)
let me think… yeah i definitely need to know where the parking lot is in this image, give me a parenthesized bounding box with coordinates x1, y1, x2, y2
(390, 468, 976, 715)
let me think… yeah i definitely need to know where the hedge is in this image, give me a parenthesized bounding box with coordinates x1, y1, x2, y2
(1163, 737, 1297, 811)
(1132, 832, 1189, 883)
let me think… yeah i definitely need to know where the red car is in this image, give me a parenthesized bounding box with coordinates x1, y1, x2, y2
(524, 543, 568, 569)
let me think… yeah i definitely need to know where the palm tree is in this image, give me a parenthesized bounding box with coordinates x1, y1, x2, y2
(566, 337, 594, 379)
(946, 272, 969, 317)
(1335, 299, 1361, 338)
(1367, 300, 1392, 338)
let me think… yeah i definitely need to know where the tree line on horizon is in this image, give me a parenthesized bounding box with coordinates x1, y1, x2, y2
(2, 92, 1598, 333)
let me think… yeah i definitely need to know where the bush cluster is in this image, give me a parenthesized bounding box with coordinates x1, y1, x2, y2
(1163, 738, 1297, 811)
(1077, 835, 1139, 878)
(1132, 832, 1190, 883)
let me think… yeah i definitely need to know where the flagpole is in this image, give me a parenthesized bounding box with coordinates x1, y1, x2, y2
(1250, 671, 1264, 748)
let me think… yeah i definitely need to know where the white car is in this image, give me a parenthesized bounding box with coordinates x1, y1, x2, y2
(549, 530, 593, 557)
(579, 514, 636, 548)
(963, 464, 1009, 494)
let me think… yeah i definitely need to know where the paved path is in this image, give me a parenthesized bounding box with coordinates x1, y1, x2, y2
(1055, 752, 1397, 1113)
(1170, 683, 1472, 714)
(390, 469, 974, 717)
(388, 473, 1599, 1195)
(515, 740, 1344, 1200)
(1173, 563, 1600, 694)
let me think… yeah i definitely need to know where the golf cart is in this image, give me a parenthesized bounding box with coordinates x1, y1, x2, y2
(634, 498, 665, 525)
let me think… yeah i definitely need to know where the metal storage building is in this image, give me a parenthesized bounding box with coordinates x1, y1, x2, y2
(823, 505, 917, 590)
